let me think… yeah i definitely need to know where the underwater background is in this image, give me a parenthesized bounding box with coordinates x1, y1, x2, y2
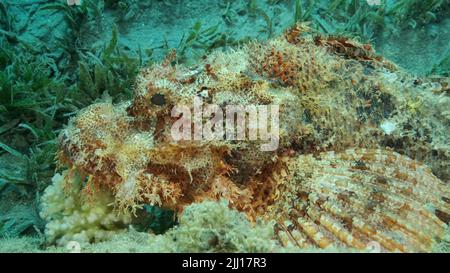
(0, 0, 449, 253)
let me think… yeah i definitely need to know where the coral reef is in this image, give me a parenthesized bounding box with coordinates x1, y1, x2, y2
(42, 24, 450, 252)
(40, 169, 131, 246)
(162, 200, 282, 253)
(2, 200, 284, 253)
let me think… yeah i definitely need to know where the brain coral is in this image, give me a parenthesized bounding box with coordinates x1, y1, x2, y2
(43, 23, 449, 251)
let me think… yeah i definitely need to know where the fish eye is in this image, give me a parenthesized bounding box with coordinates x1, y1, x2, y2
(151, 93, 166, 106)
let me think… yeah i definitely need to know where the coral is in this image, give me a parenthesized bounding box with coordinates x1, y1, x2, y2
(44, 24, 450, 252)
(162, 200, 281, 253)
(1, 200, 284, 253)
(39, 170, 132, 246)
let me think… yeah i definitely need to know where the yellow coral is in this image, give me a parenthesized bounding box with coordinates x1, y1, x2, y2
(40, 170, 132, 246)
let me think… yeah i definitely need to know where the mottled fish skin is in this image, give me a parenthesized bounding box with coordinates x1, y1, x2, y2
(56, 25, 450, 252)
(270, 149, 450, 253)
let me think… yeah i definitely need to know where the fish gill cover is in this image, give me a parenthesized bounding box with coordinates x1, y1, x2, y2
(0, 0, 449, 253)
